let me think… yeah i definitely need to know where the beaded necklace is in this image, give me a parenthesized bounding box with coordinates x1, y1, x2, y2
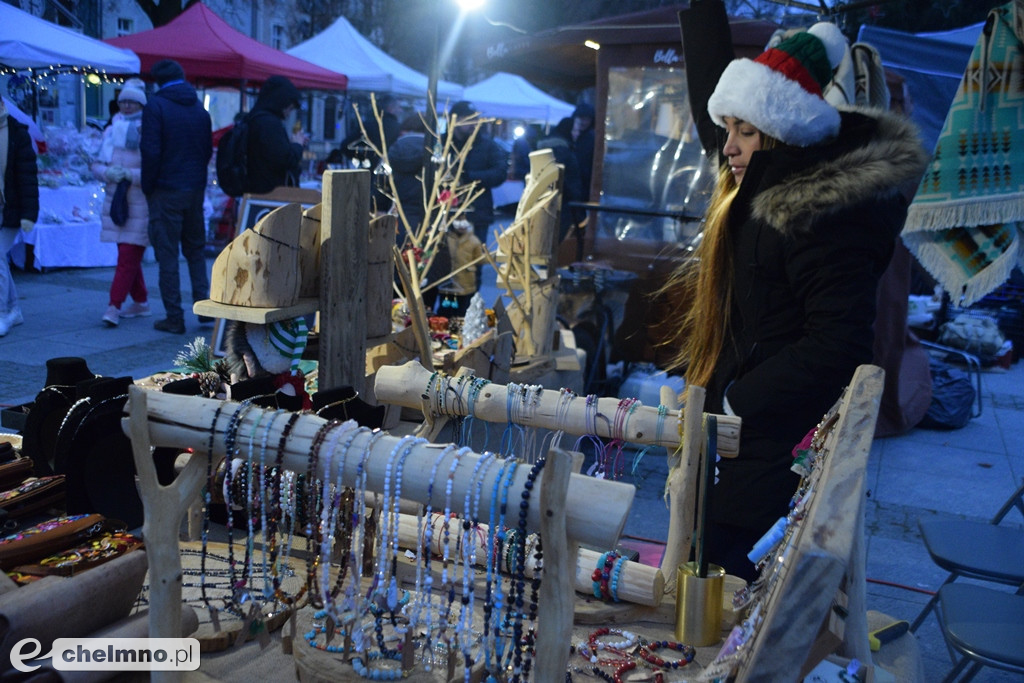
(268, 412, 303, 606)
(576, 395, 606, 477)
(317, 420, 358, 617)
(457, 451, 497, 680)
(436, 445, 470, 654)
(256, 409, 284, 599)
(460, 376, 490, 449)
(508, 457, 546, 681)
(201, 402, 228, 624)
(417, 444, 459, 672)
(244, 408, 266, 598)
(489, 457, 519, 670)
(223, 400, 256, 613)
(482, 457, 512, 678)
(348, 429, 389, 633)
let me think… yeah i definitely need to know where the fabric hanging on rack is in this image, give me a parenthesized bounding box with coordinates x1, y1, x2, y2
(901, 0, 1024, 306)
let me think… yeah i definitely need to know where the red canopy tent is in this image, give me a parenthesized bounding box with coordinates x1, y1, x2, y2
(105, 3, 347, 90)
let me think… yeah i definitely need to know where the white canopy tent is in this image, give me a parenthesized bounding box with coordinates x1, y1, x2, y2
(287, 16, 463, 100)
(463, 72, 575, 125)
(0, 2, 139, 73)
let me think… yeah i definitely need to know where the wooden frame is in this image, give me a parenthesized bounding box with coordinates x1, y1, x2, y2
(234, 187, 321, 236)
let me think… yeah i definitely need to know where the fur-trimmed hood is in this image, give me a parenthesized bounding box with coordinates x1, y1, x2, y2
(750, 106, 929, 235)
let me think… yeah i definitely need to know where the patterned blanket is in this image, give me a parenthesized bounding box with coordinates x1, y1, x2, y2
(901, 0, 1024, 306)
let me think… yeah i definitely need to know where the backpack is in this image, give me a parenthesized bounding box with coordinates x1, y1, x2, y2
(216, 114, 250, 197)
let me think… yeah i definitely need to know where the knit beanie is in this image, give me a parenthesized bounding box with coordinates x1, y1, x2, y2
(707, 23, 847, 147)
(151, 59, 185, 86)
(118, 78, 147, 106)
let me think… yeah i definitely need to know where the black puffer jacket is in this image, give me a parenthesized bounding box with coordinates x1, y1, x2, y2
(2, 117, 38, 228)
(246, 76, 304, 194)
(140, 82, 212, 195)
(709, 110, 928, 530)
(680, 0, 929, 531)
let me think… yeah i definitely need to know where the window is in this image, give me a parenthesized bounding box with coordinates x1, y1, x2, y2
(116, 18, 133, 36)
(322, 96, 338, 141)
(599, 66, 712, 248)
(271, 24, 285, 49)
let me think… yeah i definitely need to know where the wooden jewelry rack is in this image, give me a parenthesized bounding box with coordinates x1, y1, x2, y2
(126, 386, 635, 682)
(375, 363, 734, 584)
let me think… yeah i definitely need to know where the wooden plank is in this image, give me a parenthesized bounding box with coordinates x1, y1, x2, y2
(367, 214, 396, 339)
(193, 298, 318, 324)
(320, 169, 370, 393)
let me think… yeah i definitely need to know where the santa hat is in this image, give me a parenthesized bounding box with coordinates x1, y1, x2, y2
(708, 23, 847, 147)
(118, 79, 147, 106)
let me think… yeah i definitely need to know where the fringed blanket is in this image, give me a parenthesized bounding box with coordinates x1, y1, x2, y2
(901, 0, 1024, 306)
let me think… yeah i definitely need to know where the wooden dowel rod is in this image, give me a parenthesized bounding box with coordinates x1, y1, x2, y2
(123, 392, 634, 549)
(660, 383, 705, 584)
(374, 361, 741, 456)
(394, 513, 663, 607)
(536, 448, 573, 683)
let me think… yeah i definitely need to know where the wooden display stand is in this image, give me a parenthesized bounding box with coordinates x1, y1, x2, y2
(125, 386, 635, 682)
(195, 171, 397, 408)
(492, 149, 563, 360)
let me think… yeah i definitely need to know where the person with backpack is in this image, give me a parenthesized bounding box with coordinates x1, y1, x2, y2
(243, 75, 305, 195)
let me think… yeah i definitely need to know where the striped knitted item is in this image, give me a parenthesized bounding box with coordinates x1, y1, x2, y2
(267, 317, 309, 375)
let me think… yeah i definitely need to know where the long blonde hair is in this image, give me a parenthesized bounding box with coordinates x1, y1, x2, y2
(659, 165, 739, 388)
(659, 133, 777, 388)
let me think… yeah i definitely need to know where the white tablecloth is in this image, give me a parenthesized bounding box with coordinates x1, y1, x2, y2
(38, 184, 104, 224)
(10, 220, 117, 269)
(8, 183, 118, 269)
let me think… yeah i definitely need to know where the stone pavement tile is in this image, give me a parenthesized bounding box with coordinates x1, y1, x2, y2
(872, 439, 1015, 518)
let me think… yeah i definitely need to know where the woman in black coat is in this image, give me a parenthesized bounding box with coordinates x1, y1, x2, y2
(0, 101, 39, 336)
(667, 1, 928, 580)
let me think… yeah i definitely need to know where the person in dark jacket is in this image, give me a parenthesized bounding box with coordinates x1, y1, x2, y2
(0, 98, 38, 336)
(387, 113, 429, 245)
(570, 102, 595, 200)
(246, 75, 305, 194)
(536, 117, 585, 242)
(666, 1, 928, 581)
(141, 59, 213, 334)
(447, 100, 508, 246)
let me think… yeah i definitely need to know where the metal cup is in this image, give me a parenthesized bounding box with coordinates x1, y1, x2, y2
(675, 561, 725, 646)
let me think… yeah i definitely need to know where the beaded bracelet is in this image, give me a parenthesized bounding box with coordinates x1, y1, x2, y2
(636, 640, 696, 670)
(608, 553, 629, 603)
(588, 627, 639, 652)
(591, 551, 619, 600)
(350, 650, 407, 681)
